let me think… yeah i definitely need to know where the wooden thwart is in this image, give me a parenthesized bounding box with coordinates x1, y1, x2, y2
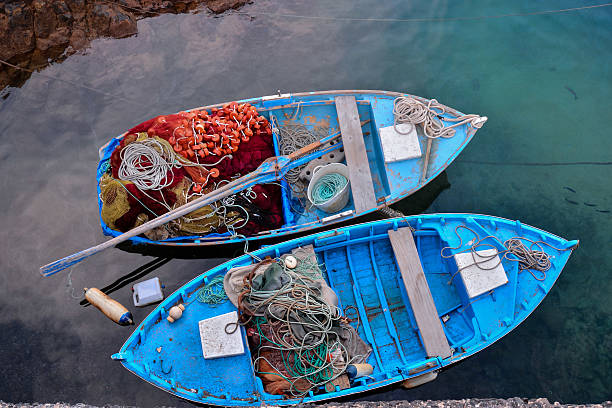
(388, 227, 452, 359)
(335, 95, 376, 214)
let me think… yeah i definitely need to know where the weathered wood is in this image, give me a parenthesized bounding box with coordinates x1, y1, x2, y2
(388, 227, 451, 359)
(335, 95, 376, 214)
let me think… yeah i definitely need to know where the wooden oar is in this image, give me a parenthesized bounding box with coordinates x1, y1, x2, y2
(40, 120, 370, 277)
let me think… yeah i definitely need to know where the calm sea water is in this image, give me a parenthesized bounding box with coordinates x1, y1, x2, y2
(0, 0, 610, 405)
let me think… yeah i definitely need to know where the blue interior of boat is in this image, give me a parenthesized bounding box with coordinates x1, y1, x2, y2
(96, 92, 477, 246)
(113, 214, 576, 406)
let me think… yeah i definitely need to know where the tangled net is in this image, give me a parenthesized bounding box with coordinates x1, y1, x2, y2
(238, 257, 364, 396)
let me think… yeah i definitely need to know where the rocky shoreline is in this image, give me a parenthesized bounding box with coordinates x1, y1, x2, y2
(0, 0, 249, 89)
(1, 399, 610, 408)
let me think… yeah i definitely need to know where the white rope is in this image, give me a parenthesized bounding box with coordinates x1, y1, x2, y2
(118, 139, 180, 190)
(393, 96, 485, 139)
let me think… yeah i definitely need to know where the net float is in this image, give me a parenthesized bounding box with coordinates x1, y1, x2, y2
(166, 304, 185, 323)
(84, 287, 133, 326)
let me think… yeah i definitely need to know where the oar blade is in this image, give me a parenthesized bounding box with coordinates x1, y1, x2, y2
(40, 249, 91, 277)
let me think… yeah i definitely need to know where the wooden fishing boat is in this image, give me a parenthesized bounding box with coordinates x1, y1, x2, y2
(112, 213, 577, 406)
(96, 90, 487, 252)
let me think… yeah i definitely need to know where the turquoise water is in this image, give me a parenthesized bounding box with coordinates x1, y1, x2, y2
(0, 0, 610, 405)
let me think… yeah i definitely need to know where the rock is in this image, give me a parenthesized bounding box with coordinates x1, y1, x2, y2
(69, 27, 89, 51)
(1, 2, 35, 60)
(36, 26, 71, 51)
(108, 9, 137, 38)
(0, 0, 252, 90)
(205, 0, 249, 14)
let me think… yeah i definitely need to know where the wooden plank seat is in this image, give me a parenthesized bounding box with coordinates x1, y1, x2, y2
(335, 95, 377, 214)
(388, 227, 452, 359)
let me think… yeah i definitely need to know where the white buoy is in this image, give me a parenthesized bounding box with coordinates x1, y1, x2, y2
(85, 288, 133, 326)
(167, 304, 185, 323)
(284, 255, 298, 269)
(401, 371, 438, 389)
(346, 363, 374, 379)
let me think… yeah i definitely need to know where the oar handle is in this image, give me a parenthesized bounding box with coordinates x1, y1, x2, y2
(40, 120, 370, 277)
(40, 166, 269, 277)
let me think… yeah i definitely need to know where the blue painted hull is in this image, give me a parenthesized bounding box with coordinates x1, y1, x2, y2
(97, 90, 484, 249)
(112, 213, 577, 406)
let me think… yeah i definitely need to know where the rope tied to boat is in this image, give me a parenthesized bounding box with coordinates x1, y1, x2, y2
(393, 96, 485, 139)
(441, 224, 571, 283)
(310, 173, 348, 205)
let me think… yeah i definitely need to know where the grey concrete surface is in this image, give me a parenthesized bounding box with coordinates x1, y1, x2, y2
(1, 399, 611, 408)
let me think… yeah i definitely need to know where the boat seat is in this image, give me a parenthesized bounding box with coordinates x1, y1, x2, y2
(388, 227, 452, 359)
(334, 95, 377, 214)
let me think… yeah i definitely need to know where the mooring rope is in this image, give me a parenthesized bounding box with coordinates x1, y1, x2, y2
(441, 224, 571, 284)
(235, 3, 612, 24)
(393, 96, 484, 139)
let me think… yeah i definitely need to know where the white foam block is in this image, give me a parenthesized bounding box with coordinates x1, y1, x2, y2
(379, 123, 422, 163)
(454, 249, 508, 298)
(198, 311, 244, 359)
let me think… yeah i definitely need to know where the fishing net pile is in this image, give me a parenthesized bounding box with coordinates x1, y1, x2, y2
(224, 246, 371, 396)
(98, 102, 283, 239)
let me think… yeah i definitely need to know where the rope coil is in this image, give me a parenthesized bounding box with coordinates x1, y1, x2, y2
(393, 96, 485, 139)
(441, 224, 571, 283)
(197, 275, 229, 306)
(310, 173, 348, 205)
(118, 138, 180, 190)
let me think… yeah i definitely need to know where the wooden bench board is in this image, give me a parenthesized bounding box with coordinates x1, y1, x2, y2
(335, 95, 377, 214)
(388, 227, 452, 359)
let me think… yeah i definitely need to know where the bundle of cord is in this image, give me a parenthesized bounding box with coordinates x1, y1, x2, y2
(393, 96, 485, 139)
(238, 258, 369, 396)
(276, 120, 329, 198)
(441, 224, 573, 283)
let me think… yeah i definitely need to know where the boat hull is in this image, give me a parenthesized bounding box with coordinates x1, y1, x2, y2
(97, 90, 482, 250)
(112, 213, 577, 406)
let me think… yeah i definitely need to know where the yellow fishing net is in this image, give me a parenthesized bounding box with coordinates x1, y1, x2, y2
(99, 157, 244, 237)
(99, 173, 132, 230)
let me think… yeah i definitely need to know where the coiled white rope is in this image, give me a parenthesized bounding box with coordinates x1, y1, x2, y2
(118, 139, 180, 190)
(393, 96, 485, 139)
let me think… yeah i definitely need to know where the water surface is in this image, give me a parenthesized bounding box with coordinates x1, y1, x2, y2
(0, 0, 610, 405)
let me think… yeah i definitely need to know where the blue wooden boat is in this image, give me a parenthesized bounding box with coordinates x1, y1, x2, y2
(112, 213, 577, 406)
(97, 91, 486, 251)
